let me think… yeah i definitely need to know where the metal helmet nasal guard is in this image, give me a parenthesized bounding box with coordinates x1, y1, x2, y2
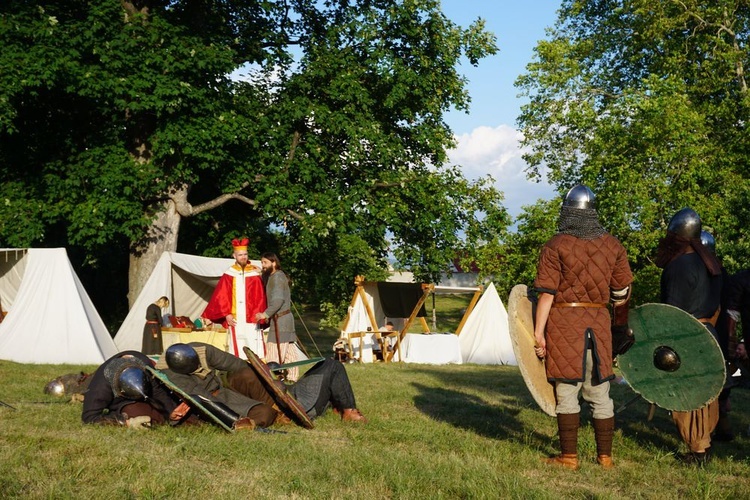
(667, 208, 701, 239)
(562, 185, 596, 210)
(114, 366, 150, 401)
(165, 343, 200, 374)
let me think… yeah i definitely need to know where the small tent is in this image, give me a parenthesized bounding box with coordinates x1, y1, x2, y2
(340, 277, 483, 364)
(113, 251, 241, 352)
(458, 282, 517, 365)
(0, 248, 118, 364)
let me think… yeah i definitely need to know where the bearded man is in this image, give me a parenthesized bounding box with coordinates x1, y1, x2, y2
(203, 238, 267, 359)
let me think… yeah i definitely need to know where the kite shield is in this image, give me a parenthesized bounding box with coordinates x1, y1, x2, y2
(145, 366, 234, 432)
(243, 346, 315, 429)
(507, 284, 556, 417)
(618, 303, 725, 412)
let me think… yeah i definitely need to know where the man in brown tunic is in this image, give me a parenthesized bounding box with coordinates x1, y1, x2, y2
(533, 185, 633, 470)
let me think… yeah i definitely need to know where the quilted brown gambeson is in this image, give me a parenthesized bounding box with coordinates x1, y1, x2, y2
(534, 233, 633, 382)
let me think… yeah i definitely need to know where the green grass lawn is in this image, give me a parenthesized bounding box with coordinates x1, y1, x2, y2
(1, 297, 748, 499)
(1, 358, 749, 498)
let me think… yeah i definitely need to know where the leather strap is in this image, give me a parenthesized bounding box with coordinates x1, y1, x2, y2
(698, 307, 721, 328)
(552, 302, 607, 308)
(273, 309, 291, 319)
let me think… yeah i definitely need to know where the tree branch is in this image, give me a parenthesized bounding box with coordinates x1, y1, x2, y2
(168, 181, 304, 221)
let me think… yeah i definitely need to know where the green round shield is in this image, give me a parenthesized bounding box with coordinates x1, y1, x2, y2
(618, 303, 725, 412)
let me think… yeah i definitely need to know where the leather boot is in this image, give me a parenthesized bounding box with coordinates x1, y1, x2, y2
(341, 408, 368, 423)
(593, 416, 615, 469)
(545, 413, 579, 470)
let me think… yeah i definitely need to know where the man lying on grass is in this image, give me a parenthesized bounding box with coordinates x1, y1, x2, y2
(159, 342, 367, 430)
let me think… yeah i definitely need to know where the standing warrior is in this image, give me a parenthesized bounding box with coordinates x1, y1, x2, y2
(656, 208, 723, 464)
(534, 185, 633, 470)
(203, 238, 267, 359)
(256, 252, 300, 381)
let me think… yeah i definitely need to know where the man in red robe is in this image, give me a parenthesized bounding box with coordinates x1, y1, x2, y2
(203, 238, 267, 359)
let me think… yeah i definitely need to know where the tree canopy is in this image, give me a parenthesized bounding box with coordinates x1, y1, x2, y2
(0, 0, 508, 323)
(513, 0, 750, 302)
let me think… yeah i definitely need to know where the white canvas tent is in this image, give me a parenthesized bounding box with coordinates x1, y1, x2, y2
(114, 251, 240, 352)
(458, 282, 517, 365)
(340, 278, 483, 364)
(0, 248, 118, 364)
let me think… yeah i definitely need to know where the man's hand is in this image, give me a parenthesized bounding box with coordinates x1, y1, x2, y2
(534, 335, 547, 359)
(226, 314, 236, 327)
(254, 312, 268, 322)
(125, 415, 152, 430)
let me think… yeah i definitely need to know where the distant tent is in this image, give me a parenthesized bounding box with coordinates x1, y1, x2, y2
(339, 277, 483, 364)
(0, 248, 118, 364)
(459, 282, 517, 365)
(113, 251, 239, 352)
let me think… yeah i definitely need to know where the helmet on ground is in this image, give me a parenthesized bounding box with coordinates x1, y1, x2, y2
(562, 185, 596, 210)
(165, 343, 200, 374)
(114, 366, 150, 401)
(667, 208, 701, 239)
(44, 379, 66, 397)
(700, 230, 716, 255)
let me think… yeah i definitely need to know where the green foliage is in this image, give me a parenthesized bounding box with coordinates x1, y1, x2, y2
(516, 0, 750, 279)
(0, 0, 506, 317)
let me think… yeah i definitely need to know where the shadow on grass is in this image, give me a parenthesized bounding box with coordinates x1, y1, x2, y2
(407, 366, 552, 449)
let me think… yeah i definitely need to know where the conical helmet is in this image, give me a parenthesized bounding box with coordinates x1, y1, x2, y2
(562, 185, 596, 210)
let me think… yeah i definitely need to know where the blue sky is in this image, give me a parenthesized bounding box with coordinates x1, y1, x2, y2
(438, 1, 561, 218)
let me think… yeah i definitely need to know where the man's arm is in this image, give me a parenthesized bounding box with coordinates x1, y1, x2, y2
(81, 372, 122, 425)
(203, 274, 234, 323)
(534, 292, 554, 358)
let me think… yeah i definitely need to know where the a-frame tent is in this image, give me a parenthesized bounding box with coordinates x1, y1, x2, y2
(0, 248, 118, 364)
(114, 251, 243, 352)
(340, 276, 483, 364)
(458, 282, 517, 365)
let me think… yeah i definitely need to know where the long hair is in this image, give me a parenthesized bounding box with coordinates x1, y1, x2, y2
(261, 252, 282, 271)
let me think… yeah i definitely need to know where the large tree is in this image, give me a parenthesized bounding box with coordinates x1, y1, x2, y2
(515, 0, 750, 296)
(0, 1, 508, 313)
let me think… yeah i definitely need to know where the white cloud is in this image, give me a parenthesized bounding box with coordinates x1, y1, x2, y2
(448, 125, 556, 218)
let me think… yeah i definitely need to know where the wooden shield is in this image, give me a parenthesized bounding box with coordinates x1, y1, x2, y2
(145, 366, 234, 433)
(618, 303, 726, 412)
(243, 346, 315, 429)
(507, 284, 556, 417)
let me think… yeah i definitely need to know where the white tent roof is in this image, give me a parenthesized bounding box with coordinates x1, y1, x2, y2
(459, 282, 517, 365)
(0, 248, 118, 364)
(114, 251, 259, 352)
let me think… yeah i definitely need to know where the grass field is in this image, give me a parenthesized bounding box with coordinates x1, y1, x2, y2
(1, 296, 749, 499)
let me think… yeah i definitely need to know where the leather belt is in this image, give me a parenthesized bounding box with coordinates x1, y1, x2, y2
(273, 309, 291, 319)
(698, 307, 721, 328)
(552, 302, 607, 308)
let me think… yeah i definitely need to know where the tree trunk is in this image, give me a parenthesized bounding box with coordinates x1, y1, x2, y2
(128, 200, 181, 307)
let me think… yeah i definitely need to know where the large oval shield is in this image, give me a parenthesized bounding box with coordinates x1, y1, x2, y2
(507, 284, 556, 417)
(619, 303, 725, 412)
(243, 346, 314, 429)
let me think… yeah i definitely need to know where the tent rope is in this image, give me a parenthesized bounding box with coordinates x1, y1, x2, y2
(291, 301, 322, 357)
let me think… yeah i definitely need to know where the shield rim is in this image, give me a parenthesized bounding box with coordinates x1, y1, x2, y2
(243, 346, 315, 429)
(619, 303, 726, 412)
(145, 366, 234, 432)
(507, 284, 557, 417)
